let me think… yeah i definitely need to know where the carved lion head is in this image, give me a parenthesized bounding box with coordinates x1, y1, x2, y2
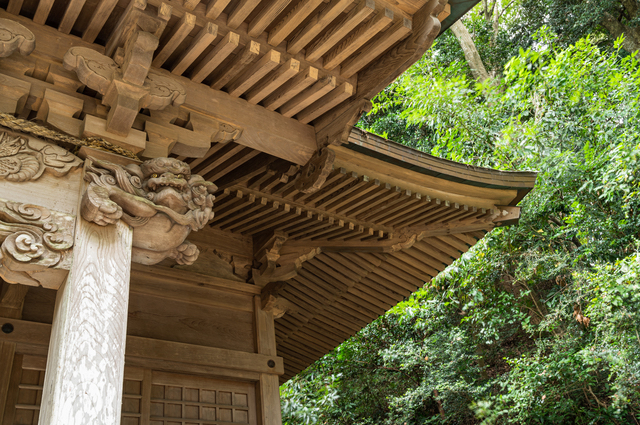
(140, 158, 216, 214)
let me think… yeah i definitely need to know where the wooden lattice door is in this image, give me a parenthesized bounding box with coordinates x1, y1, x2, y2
(3, 356, 257, 425)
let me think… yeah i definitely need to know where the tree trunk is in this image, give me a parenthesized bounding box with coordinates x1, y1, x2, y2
(450, 20, 491, 82)
(601, 12, 640, 52)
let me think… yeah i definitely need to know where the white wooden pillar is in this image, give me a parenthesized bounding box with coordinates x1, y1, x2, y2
(39, 216, 133, 425)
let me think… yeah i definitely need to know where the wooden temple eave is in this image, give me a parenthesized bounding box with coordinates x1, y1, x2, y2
(0, 0, 542, 421)
(0, 0, 452, 164)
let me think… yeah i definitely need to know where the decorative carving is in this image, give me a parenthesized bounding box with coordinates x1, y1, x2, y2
(81, 156, 217, 265)
(0, 199, 75, 287)
(295, 148, 335, 194)
(0, 131, 82, 182)
(212, 249, 252, 280)
(251, 231, 320, 286)
(63, 31, 186, 138)
(260, 282, 296, 318)
(0, 18, 35, 58)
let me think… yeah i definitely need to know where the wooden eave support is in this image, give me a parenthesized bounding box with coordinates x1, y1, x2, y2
(314, 0, 448, 147)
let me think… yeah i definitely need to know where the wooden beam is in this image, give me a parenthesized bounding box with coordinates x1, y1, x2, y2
(245, 58, 300, 104)
(340, 16, 412, 77)
(304, 0, 375, 62)
(0, 284, 29, 319)
(262, 66, 318, 110)
(227, 49, 281, 97)
(205, 0, 233, 19)
(33, 0, 55, 25)
(268, 0, 324, 47)
(153, 12, 197, 67)
(210, 40, 261, 90)
(296, 81, 353, 123)
(6, 0, 23, 15)
(82, 0, 120, 42)
(228, 0, 262, 29)
(190, 30, 240, 83)
(39, 218, 133, 425)
(0, 319, 284, 375)
(0, 342, 16, 421)
(323, 7, 393, 70)
(58, 0, 88, 34)
(171, 22, 218, 75)
(287, 0, 355, 54)
(248, 0, 293, 37)
(314, 0, 446, 146)
(280, 76, 336, 117)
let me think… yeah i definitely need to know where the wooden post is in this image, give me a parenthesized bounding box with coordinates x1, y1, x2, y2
(38, 216, 133, 425)
(254, 296, 282, 425)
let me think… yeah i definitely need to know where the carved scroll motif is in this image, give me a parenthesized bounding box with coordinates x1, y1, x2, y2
(0, 18, 35, 58)
(0, 199, 75, 287)
(63, 32, 186, 137)
(0, 131, 82, 182)
(81, 156, 217, 265)
(295, 147, 335, 194)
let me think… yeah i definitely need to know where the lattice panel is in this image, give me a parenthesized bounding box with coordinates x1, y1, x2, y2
(12, 367, 44, 425)
(149, 378, 255, 424)
(3, 358, 257, 425)
(122, 375, 144, 425)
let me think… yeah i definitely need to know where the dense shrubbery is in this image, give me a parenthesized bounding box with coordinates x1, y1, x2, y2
(281, 23, 640, 425)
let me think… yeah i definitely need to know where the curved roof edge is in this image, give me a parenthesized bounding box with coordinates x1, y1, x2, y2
(346, 128, 537, 206)
(439, 0, 482, 34)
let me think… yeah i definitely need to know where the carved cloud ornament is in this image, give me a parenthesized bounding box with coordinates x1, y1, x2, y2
(63, 30, 186, 137)
(0, 18, 35, 58)
(81, 156, 217, 265)
(0, 199, 74, 287)
(0, 131, 82, 181)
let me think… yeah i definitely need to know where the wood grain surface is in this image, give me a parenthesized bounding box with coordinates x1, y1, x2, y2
(39, 219, 133, 425)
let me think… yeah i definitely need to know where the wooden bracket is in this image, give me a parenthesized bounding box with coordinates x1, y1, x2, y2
(143, 108, 242, 158)
(64, 31, 186, 147)
(251, 231, 320, 286)
(294, 147, 335, 194)
(36, 88, 84, 137)
(0, 72, 30, 114)
(260, 282, 296, 318)
(105, 0, 171, 57)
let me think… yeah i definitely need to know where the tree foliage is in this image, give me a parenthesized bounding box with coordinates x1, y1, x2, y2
(281, 21, 640, 425)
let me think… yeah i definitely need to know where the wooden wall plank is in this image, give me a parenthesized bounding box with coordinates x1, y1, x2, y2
(0, 343, 16, 422)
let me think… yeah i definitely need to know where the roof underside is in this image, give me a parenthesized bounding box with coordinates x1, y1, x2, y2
(171, 127, 535, 381)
